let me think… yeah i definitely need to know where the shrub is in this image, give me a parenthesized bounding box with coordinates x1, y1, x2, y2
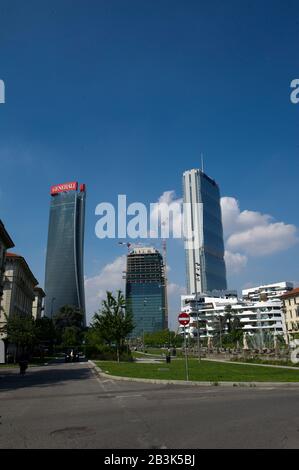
(86, 344, 133, 362)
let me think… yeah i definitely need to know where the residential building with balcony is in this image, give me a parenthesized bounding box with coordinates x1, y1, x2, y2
(242, 282, 293, 302)
(180, 292, 285, 343)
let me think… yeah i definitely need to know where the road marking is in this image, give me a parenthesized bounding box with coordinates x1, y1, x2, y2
(115, 394, 143, 399)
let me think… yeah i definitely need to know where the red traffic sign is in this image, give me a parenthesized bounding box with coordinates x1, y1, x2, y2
(178, 312, 190, 326)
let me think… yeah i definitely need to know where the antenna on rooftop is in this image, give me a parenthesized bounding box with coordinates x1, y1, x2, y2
(201, 152, 204, 173)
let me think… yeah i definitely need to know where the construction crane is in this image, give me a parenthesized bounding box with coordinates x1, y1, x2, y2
(118, 241, 144, 253)
(118, 241, 132, 253)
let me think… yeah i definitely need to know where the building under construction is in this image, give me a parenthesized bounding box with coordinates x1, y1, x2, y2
(125, 246, 167, 338)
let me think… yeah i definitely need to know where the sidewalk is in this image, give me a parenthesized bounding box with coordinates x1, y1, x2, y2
(202, 357, 299, 371)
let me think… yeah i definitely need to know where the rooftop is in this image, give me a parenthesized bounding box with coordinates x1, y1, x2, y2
(0, 220, 15, 249)
(130, 247, 160, 255)
(281, 287, 299, 298)
(242, 281, 293, 293)
(5, 252, 38, 286)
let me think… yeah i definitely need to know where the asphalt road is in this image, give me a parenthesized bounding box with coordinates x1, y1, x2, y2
(1, 361, 299, 449)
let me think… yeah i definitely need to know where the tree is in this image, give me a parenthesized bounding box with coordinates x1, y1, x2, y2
(53, 305, 84, 347)
(144, 329, 183, 348)
(92, 290, 134, 362)
(61, 327, 80, 347)
(224, 305, 233, 333)
(222, 313, 243, 347)
(0, 312, 36, 359)
(34, 317, 56, 354)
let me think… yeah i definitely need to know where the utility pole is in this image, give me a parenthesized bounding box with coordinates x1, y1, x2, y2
(193, 260, 201, 362)
(184, 325, 189, 381)
(143, 297, 147, 353)
(161, 226, 169, 329)
(219, 317, 222, 349)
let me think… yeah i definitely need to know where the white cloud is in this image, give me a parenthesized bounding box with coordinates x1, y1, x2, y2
(167, 282, 186, 331)
(221, 197, 272, 236)
(149, 190, 183, 238)
(221, 196, 299, 259)
(167, 282, 185, 295)
(84, 255, 126, 324)
(224, 250, 248, 274)
(226, 222, 298, 256)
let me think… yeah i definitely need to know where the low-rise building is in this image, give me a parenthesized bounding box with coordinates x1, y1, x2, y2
(0, 221, 14, 363)
(242, 282, 293, 302)
(180, 291, 285, 346)
(0, 253, 38, 326)
(0, 220, 15, 303)
(32, 287, 46, 320)
(281, 288, 299, 343)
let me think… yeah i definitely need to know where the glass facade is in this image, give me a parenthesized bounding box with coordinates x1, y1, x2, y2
(44, 185, 86, 323)
(183, 169, 227, 294)
(125, 248, 166, 337)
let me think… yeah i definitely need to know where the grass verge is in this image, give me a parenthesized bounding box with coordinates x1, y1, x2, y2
(95, 359, 299, 382)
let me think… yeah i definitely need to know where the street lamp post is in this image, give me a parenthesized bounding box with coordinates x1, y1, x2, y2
(193, 262, 201, 362)
(142, 298, 147, 353)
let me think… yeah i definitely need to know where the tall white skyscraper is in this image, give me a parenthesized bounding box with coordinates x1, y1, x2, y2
(183, 168, 227, 295)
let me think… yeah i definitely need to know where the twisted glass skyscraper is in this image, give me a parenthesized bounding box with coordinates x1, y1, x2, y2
(44, 182, 86, 323)
(183, 169, 227, 295)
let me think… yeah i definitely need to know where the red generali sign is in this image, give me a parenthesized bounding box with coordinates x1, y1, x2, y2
(50, 181, 78, 195)
(178, 312, 190, 326)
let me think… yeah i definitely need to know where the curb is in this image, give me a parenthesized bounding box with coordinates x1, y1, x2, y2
(88, 360, 299, 388)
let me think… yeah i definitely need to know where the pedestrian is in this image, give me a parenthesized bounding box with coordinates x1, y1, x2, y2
(18, 353, 29, 375)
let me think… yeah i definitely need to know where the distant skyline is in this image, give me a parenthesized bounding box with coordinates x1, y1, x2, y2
(0, 0, 298, 329)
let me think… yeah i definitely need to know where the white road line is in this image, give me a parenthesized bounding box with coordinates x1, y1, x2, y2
(115, 394, 143, 399)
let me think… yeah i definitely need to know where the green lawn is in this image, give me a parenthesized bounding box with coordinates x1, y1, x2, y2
(0, 363, 18, 368)
(96, 359, 299, 382)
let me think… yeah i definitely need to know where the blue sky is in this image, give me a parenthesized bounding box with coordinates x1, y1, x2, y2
(0, 0, 298, 328)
